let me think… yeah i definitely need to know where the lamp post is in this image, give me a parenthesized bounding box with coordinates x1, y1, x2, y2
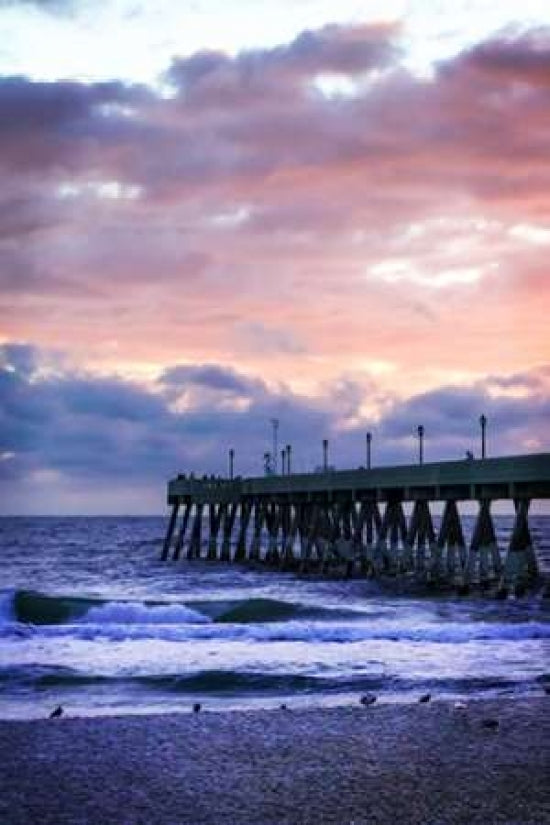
(229, 448, 234, 480)
(281, 448, 286, 476)
(480, 414, 487, 460)
(322, 438, 329, 472)
(286, 444, 292, 475)
(366, 432, 372, 470)
(271, 418, 279, 475)
(417, 425, 424, 466)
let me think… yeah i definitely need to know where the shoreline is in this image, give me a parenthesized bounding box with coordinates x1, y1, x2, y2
(3, 697, 549, 824)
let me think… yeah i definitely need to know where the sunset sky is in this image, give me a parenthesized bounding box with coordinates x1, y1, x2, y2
(1, 0, 549, 513)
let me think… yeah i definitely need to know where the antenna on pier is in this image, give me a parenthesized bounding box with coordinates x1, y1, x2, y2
(271, 418, 279, 475)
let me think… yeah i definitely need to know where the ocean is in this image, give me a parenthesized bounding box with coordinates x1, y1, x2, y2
(0, 516, 549, 719)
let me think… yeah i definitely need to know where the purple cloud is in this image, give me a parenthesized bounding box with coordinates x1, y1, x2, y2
(1, 344, 548, 512)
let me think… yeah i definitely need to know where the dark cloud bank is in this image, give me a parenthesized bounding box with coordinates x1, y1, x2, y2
(1, 344, 548, 513)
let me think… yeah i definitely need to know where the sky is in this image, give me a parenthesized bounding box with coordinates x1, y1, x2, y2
(0, 0, 549, 514)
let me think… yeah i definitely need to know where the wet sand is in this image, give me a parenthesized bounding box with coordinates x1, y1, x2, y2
(1, 697, 548, 825)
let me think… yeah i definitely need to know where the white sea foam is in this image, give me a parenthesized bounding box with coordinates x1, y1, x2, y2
(34, 618, 550, 645)
(82, 601, 211, 625)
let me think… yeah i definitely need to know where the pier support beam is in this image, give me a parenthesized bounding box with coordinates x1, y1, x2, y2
(220, 503, 238, 562)
(437, 500, 466, 581)
(466, 499, 501, 585)
(161, 502, 179, 561)
(407, 500, 436, 579)
(187, 502, 204, 560)
(300, 503, 320, 572)
(502, 499, 539, 591)
(173, 500, 192, 561)
(234, 501, 253, 562)
(375, 500, 407, 574)
(207, 503, 224, 561)
(249, 501, 266, 561)
(280, 504, 299, 570)
(265, 503, 281, 565)
(356, 499, 381, 574)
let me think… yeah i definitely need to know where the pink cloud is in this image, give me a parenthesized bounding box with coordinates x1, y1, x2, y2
(0, 22, 549, 411)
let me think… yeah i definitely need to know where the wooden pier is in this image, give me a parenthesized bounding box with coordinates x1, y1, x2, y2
(161, 453, 550, 592)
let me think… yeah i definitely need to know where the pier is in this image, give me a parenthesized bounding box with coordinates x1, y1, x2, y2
(161, 453, 550, 592)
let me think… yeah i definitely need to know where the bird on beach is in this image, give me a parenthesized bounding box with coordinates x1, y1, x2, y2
(481, 718, 499, 731)
(418, 693, 431, 704)
(360, 694, 377, 707)
(49, 705, 63, 719)
(192, 702, 202, 713)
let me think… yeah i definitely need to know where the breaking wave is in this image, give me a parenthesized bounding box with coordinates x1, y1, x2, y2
(1, 590, 365, 629)
(1, 589, 548, 645)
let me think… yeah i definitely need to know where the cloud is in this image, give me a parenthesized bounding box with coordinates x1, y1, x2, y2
(0, 0, 100, 17)
(1, 22, 550, 505)
(456, 28, 550, 88)
(379, 379, 550, 447)
(166, 22, 399, 104)
(1, 343, 548, 512)
(1, 24, 548, 219)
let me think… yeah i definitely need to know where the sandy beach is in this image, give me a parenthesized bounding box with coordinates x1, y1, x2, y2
(1, 697, 548, 825)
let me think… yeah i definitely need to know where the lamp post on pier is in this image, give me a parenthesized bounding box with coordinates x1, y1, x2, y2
(281, 448, 286, 476)
(480, 414, 487, 460)
(417, 425, 424, 466)
(271, 418, 279, 475)
(229, 448, 234, 480)
(366, 432, 372, 470)
(322, 438, 329, 472)
(286, 444, 292, 475)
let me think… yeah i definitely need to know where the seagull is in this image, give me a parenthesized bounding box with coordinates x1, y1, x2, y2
(192, 702, 202, 713)
(481, 718, 499, 731)
(49, 705, 63, 719)
(360, 694, 377, 706)
(418, 693, 431, 704)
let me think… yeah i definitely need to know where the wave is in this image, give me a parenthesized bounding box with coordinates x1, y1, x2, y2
(0, 663, 110, 689)
(6, 620, 550, 646)
(79, 620, 550, 644)
(192, 597, 364, 624)
(2, 590, 211, 627)
(82, 601, 210, 625)
(2, 590, 549, 645)
(0, 663, 540, 698)
(11, 590, 99, 625)
(1, 590, 364, 628)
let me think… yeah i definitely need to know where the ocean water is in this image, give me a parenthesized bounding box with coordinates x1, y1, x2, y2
(0, 516, 549, 719)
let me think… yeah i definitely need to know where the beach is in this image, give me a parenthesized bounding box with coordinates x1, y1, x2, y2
(1, 697, 548, 825)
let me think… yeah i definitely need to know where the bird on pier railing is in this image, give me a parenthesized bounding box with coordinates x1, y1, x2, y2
(49, 705, 63, 718)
